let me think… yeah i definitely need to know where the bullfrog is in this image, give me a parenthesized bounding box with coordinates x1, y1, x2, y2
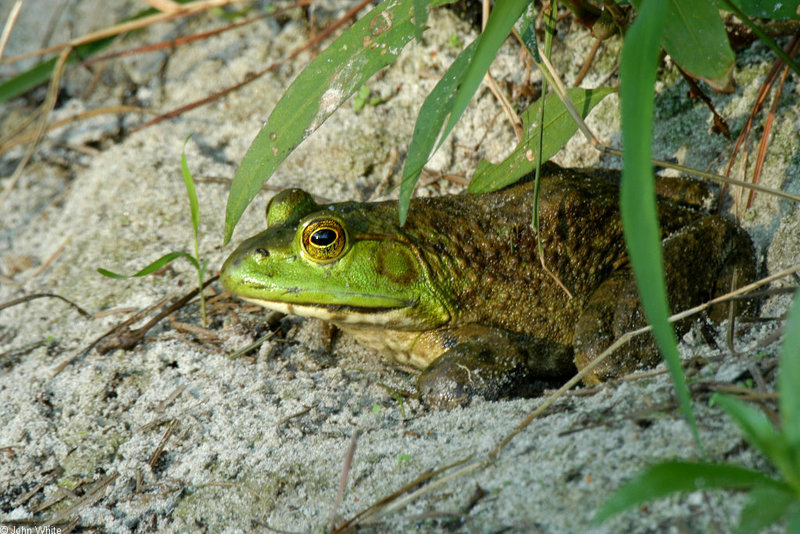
(220, 164, 756, 408)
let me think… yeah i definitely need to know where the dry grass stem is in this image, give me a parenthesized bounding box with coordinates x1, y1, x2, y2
(142, 0, 182, 13)
(0, 0, 22, 61)
(328, 429, 361, 533)
(0, 106, 157, 155)
(0, 47, 71, 208)
(2, 0, 254, 65)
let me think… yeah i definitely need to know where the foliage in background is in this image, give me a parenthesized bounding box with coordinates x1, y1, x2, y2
(98, 137, 209, 326)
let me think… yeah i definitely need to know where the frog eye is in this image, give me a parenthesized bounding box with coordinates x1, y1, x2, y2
(301, 218, 347, 263)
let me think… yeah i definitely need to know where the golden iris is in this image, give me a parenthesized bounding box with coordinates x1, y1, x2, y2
(301, 218, 346, 262)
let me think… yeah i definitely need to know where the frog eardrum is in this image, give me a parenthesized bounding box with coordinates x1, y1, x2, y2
(301, 218, 347, 262)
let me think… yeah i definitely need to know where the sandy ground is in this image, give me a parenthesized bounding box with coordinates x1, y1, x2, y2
(1, 1, 799, 532)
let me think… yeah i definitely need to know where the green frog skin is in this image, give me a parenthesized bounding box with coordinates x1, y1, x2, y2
(220, 164, 756, 408)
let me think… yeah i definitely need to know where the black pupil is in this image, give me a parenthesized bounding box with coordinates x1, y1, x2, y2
(311, 228, 337, 246)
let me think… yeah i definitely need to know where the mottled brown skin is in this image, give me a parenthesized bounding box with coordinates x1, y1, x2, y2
(399, 165, 756, 407)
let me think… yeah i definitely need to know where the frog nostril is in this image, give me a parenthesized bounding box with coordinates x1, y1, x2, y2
(255, 248, 270, 257)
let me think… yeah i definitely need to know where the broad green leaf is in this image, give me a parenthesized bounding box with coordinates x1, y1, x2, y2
(726, 0, 800, 19)
(780, 287, 800, 450)
(594, 461, 786, 523)
(662, 0, 734, 89)
(735, 485, 798, 534)
(398, 40, 479, 224)
(712, 393, 798, 488)
(98, 251, 199, 279)
(181, 135, 200, 245)
(630, 0, 735, 90)
(620, 0, 702, 452)
(468, 87, 613, 193)
(226, 0, 421, 242)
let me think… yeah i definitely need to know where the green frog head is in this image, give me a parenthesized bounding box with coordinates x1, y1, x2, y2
(220, 189, 452, 330)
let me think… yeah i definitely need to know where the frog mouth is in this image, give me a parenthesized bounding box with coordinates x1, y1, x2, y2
(240, 296, 420, 328)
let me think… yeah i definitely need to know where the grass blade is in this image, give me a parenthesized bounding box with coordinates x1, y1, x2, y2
(468, 87, 612, 193)
(398, 39, 478, 224)
(594, 461, 785, 524)
(779, 288, 800, 454)
(98, 251, 198, 279)
(441, 0, 528, 143)
(181, 135, 200, 245)
(712, 393, 796, 483)
(620, 0, 702, 452)
(225, 0, 421, 242)
(735, 485, 797, 534)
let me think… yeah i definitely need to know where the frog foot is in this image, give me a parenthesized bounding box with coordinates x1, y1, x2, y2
(416, 325, 571, 409)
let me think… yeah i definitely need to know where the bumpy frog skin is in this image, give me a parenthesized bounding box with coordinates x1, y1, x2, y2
(221, 164, 756, 408)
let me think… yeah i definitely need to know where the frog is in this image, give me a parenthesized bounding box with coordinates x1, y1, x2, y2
(220, 164, 756, 408)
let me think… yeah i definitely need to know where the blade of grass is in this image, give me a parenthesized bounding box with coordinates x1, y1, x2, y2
(779, 287, 800, 450)
(619, 0, 703, 453)
(181, 135, 207, 325)
(735, 485, 798, 534)
(712, 393, 797, 487)
(398, 0, 528, 223)
(181, 136, 200, 247)
(398, 39, 478, 224)
(442, 0, 528, 148)
(98, 251, 199, 278)
(593, 461, 787, 524)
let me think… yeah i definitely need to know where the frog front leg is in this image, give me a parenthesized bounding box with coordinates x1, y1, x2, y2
(416, 325, 573, 409)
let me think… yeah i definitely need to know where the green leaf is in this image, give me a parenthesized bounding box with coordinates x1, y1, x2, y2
(98, 251, 199, 279)
(398, 0, 529, 223)
(662, 0, 734, 89)
(442, 0, 529, 146)
(712, 393, 798, 487)
(780, 287, 800, 450)
(716, 395, 800, 494)
(630, 0, 735, 90)
(594, 461, 785, 524)
(181, 135, 200, 245)
(735, 485, 798, 534)
(398, 39, 479, 224)
(225, 0, 421, 242)
(725, 0, 800, 19)
(787, 504, 800, 533)
(468, 87, 613, 193)
(620, 0, 702, 452)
